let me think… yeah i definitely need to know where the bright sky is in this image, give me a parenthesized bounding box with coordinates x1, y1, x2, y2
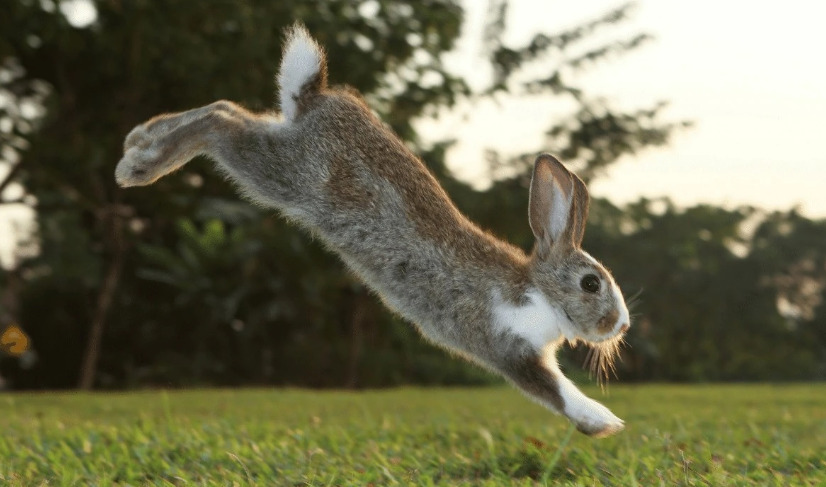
(419, 0, 826, 217)
(2, 0, 825, 266)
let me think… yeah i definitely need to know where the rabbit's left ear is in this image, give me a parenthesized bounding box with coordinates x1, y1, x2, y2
(528, 154, 590, 257)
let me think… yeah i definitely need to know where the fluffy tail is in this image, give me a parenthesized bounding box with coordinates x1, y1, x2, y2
(278, 23, 327, 121)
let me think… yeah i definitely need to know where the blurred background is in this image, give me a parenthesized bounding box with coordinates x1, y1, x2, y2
(0, 0, 824, 390)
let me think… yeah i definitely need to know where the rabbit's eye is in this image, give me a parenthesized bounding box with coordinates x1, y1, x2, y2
(580, 274, 600, 294)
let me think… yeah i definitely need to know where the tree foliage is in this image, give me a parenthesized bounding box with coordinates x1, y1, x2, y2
(0, 1, 823, 389)
(479, 1, 691, 182)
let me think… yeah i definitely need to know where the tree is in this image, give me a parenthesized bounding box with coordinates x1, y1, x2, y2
(475, 1, 690, 183)
(12, 1, 803, 390)
(0, 0, 471, 389)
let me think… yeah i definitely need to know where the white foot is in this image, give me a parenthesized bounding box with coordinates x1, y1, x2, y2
(567, 395, 624, 437)
(558, 377, 624, 437)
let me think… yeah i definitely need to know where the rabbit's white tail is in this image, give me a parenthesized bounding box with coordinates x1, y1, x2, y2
(278, 24, 327, 122)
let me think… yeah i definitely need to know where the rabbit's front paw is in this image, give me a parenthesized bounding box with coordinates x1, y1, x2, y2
(567, 397, 624, 438)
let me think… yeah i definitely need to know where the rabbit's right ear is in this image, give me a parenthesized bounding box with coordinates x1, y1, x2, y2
(528, 154, 589, 257)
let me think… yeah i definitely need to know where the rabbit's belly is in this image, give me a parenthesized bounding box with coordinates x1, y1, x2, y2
(339, 249, 461, 318)
(332, 242, 498, 346)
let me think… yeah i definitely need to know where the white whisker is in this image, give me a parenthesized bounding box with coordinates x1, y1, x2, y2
(582, 335, 625, 390)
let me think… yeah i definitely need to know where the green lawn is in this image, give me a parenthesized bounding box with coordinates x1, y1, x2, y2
(0, 384, 824, 486)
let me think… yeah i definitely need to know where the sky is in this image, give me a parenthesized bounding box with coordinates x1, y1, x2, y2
(418, 0, 826, 216)
(2, 0, 826, 265)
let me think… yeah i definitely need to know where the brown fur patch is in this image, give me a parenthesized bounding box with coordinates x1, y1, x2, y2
(505, 352, 564, 411)
(327, 154, 374, 210)
(597, 309, 619, 334)
(327, 91, 530, 291)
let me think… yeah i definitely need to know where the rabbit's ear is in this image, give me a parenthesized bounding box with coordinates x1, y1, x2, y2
(528, 154, 590, 256)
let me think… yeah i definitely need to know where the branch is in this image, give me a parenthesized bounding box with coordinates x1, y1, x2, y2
(486, 2, 638, 89)
(0, 197, 25, 206)
(0, 162, 22, 195)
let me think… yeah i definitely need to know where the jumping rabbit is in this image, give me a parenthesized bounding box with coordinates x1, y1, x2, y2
(115, 24, 631, 437)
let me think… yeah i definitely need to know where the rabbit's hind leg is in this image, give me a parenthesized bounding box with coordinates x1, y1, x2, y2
(115, 101, 251, 188)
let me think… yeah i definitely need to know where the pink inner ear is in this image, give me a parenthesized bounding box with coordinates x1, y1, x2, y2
(548, 178, 573, 241)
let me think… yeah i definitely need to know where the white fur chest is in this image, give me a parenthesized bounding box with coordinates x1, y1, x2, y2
(490, 289, 572, 349)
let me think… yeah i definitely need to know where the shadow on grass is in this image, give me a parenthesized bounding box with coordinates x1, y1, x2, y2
(433, 426, 585, 484)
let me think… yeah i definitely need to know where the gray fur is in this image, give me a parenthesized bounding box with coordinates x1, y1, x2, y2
(114, 24, 630, 437)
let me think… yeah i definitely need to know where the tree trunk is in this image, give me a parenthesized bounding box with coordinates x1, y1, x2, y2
(77, 208, 125, 390)
(345, 290, 369, 389)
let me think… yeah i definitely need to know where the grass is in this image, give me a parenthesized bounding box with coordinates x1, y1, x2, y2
(0, 384, 824, 485)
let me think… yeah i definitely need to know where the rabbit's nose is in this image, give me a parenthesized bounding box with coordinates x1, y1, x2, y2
(619, 323, 630, 334)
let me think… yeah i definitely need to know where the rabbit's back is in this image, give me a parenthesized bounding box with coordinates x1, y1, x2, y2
(283, 91, 529, 349)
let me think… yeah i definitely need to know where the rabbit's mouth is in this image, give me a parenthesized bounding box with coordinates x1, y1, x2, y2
(562, 334, 624, 387)
(594, 320, 630, 343)
(584, 334, 624, 387)
(560, 307, 624, 344)
(558, 307, 626, 386)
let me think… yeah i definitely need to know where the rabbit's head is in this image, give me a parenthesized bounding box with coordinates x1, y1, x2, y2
(528, 154, 630, 348)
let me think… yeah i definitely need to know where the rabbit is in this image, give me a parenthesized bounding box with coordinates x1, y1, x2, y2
(115, 24, 631, 438)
